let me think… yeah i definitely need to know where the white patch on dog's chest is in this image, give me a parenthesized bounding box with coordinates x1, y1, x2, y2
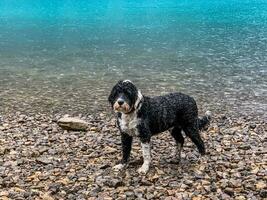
(119, 113, 140, 137)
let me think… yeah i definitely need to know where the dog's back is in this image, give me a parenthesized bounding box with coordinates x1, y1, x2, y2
(138, 92, 198, 134)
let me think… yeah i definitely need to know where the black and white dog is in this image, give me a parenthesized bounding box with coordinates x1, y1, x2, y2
(108, 80, 211, 174)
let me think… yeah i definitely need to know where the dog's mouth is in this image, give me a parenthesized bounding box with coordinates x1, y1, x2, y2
(113, 101, 131, 113)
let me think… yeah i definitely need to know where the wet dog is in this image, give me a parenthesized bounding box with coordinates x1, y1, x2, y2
(108, 80, 211, 174)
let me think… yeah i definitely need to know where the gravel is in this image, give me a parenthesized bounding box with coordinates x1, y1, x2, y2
(0, 111, 266, 199)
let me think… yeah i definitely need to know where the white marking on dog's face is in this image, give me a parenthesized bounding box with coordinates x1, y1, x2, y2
(122, 79, 132, 83)
(137, 142, 151, 174)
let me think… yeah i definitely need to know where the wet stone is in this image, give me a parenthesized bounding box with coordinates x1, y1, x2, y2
(249, 123, 256, 129)
(48, 183, 61, 194)
(224, 187, 234, 196)
(238, 145, 251, 150)
(36, 157, 53, 165)
(259, 190, 267, 198)
(99, 164, 111, 169)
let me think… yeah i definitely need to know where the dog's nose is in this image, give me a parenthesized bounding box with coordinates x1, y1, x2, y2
(118, 100, 124, 106)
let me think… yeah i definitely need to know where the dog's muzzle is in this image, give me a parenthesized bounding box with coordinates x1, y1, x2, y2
(113, 98, 131, 113)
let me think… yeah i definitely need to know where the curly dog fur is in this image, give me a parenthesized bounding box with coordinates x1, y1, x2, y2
(108, 80, 211, 174)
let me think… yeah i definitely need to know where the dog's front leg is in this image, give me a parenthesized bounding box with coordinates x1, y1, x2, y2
(113, 132, 133, 171)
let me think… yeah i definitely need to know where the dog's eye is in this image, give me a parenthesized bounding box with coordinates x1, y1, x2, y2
(124, 90, 132, 97)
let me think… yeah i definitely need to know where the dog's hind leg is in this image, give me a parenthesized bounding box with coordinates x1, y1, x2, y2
(183, 120, 205, 155)
(137, 124, 152, 174)
(137, 142, 151, 174)
(170, 126, 184, 163)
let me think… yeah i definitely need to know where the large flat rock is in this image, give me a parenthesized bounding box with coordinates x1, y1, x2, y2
(57, 117, 88, 131)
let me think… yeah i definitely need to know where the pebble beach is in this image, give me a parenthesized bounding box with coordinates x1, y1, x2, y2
(0, 110, 266, 199)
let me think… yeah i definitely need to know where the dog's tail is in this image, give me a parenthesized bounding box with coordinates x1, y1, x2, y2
(198, 111, 211, 130)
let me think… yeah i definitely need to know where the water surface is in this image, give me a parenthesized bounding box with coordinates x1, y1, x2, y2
(0, 0, 266, 118)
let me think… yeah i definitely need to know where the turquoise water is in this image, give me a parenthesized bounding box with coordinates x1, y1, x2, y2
(0, 0, 266, 117)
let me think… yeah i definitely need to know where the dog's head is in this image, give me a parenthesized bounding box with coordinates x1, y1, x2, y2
(108, 80, 142, 114)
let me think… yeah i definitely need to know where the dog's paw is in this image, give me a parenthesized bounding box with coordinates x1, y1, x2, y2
(113, 163, 125, 171)
(137, 164, 149, 174)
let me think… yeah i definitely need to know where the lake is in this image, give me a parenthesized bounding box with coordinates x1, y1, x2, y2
(0, 0, 266, 118)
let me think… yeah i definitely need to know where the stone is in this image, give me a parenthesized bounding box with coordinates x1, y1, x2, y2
(192, 196, 202, 200)
(41, 192, 54, 200)
(0, 191, 9, 197)
(0, 113, 266, 200)
(56, 178, 70, 185)
(14, 187, 26, 193)
(259, 190, 267, 198)
(0, 147, 8, 155)
(235, 196, 246, 200)
(201, 180, 210, 185)
(107, 178, 124, 188)
(210, 182, 217, 192)
(99, 164, 111, 169)
(165, 196, 178, 200)
(125, 191, 135, 198)
(90, 127, 98, 131)
(249, 123, 256, 129)
(78, 177, 87, 181)
(48, 184, 61, 194)
(57, 117, 88, 131)
(256, 181, 266, 190)
(36, 157, 53, 165)
(38, 146, 49, 154)
(238, 145, 251, 150)
(224, 187, 234, 196)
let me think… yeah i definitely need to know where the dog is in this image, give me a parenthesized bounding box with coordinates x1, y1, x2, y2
(108, 80, 211, 174)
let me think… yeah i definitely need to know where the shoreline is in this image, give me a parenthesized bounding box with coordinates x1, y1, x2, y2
(0, 112, 266, 199)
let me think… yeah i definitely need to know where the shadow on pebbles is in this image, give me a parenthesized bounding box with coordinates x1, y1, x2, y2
(0, 112, 266, 200)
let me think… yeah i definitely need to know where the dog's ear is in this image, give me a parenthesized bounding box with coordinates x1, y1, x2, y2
(108, 81, 122, 105)
(134, 90, 143, 109)
(108, 87, 116, 105)
(117, 80, 124, 85)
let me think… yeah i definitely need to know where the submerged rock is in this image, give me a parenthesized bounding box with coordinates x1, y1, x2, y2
(57, 117, 88, 131)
